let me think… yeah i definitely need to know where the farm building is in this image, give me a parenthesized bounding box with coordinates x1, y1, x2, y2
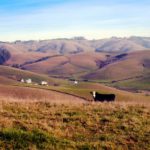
(26, 79, 32, 84)
(20, 79, 25, 83)
(41, 81, 48, 86)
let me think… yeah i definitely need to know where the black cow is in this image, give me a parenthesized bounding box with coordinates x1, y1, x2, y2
(90, 91, 115, 102)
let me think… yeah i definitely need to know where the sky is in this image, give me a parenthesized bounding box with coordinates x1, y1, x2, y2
(0, 0, 150, 41)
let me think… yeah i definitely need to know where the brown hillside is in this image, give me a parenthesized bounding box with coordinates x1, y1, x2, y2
(83, 51, 150, 81)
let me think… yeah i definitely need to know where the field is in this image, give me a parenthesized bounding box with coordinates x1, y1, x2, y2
(111, 75, 150, 91)
(0, 101, 150, 150)
(0, 64, 149, 103)
(0, 82, 150, 149)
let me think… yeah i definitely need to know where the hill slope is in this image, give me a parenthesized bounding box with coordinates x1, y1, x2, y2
(83, 51, 150, 80)
(0, 65, 67, 86)
(0, 37, 149, 91)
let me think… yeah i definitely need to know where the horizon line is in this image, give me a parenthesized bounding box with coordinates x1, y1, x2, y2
(1, 35, 150, 43)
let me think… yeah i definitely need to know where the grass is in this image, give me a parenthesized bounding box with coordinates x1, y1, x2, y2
(0, 101, 150, 150)
(6, 79, 149, 106)
(0, 82, 149, 149)
(0, 65, 150, 149)
(0, 65, 68, 86)
(0, 62, 149, 94)
(0, 85, 85, 104)
(1, 74, 150, 106)
(111, 75, 150, 91)
(0, 128, 70, 150)
(45, 82, 150, 104)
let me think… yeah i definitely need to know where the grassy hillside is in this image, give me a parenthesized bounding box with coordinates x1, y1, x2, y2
(111, 75, 150, 91)
(46, 82, 150, 104)
(0, 65, 68, 86)
(0, 101, 149, 150)
(19, 52, 106, 77)
(83, 51, 150, 91)
(0, 65, 149, 149)
(0, 65, 49, 81)
(23, 55, 70, 75)
(1, 41, 149, 92)
(0, 85, 85, 104)
(0, 76, 16, 85)
(84, 51, 150, 80)
(0, 64, 149, 104)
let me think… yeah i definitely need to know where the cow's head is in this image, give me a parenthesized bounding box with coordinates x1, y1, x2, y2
(90, 91, 96, 98)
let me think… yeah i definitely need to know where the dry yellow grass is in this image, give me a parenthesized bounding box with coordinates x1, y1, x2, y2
(0, 100, 149, 150)
(0, 84, 149, 149)
(0, 85, 85, 105)
(0, 84, 149, 109)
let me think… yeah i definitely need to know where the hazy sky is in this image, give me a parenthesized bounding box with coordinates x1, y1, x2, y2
(0, 0, 150, 41)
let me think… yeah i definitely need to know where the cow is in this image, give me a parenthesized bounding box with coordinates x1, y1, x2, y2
(90, 91, 115, 102)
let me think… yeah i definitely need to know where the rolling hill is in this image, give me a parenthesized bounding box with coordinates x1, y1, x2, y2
(0, 64, 149, 103)
(0, 65, 68, 86)
(0, 36, 150, 57)
(84, 51, 150, 80)
(95, 38, 146, 52)
(20, 52, 106, 77)
(0, 36, 149, 91)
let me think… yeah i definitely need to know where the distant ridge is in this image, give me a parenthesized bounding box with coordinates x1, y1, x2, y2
(0, 36, 150, 54)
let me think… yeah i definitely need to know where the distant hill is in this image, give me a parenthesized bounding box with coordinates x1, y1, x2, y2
(83, 51, 150, 80)
(129, 36, 150, 48)
(0, 36, 149, 90)
(94, 37, 147, 52)
(0, 36, 150, 56)
(0, 36, 149, 69)
(83, 51, 150, 90)
(0, 65, 61, 86)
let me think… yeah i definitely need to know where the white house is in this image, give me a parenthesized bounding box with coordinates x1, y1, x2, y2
(26, 78, 32, 84)
(21, 79, 25, 83)
(41, 81, 48, 86)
